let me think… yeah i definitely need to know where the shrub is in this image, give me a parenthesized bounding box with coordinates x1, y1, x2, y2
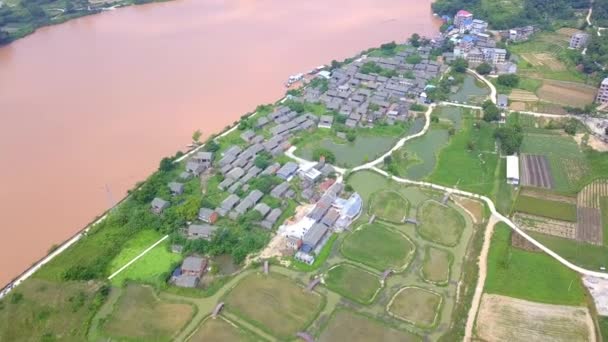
(497, 74, 520, 88)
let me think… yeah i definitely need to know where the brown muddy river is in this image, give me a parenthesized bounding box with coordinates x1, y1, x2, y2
(0, 0, 439, 286)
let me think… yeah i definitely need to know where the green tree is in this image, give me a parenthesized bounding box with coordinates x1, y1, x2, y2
(312, 148, 336, 164)
(475, 62, 493, 75)
(564, 119, 577, 135)
(452, 58, 469, 73)
(346, 130, 357, 142)
(192, 129, 202, 144)
(497, 74, 520, 88)
(495, 124, 523, 154)
(409, 33, 421, 47)
(482, 101, 501, 122)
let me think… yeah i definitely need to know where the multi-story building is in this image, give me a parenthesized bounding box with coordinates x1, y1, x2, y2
(454, 10, 473, 28)
(471, 19, 488, 34)
(569, 32, 590, 50)
(597, 78, 608, 104)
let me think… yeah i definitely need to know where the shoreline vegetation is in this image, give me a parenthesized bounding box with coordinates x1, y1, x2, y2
(0, 0, 173, 46)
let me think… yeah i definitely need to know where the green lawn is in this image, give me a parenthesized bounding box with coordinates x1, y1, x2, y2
(513, 195, 577, 222)
(369, 190, 410, 223)
(428, 116, 499, 197)
(108, 230, 164, 274)
(110, 240, 181, 286)
(528, 231, 608, 272)
(485, 224, 586, 306)
(324, 263, 382, 304)
(493, 158, 516, 215)
(341, 223, 415, 272)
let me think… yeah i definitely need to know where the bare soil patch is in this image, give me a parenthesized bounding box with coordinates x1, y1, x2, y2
(511, 232, 542, 252)
(510, 101, 527, 111)
(574, 133, 608, 152)
(537, 80, 597, 107)
(453, 195, 483, 224)
(509, 89, 539, 102)
(520, 154, 554, 189)
(513, 213, 576, 239)
(475, 294, 595, 342)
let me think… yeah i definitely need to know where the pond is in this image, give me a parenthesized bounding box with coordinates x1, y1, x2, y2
(449, 75, 489, 104)
(395, 128, 450, 180)
(211, 254, 241, 275)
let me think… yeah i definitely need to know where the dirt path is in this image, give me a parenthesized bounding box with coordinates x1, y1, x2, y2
(463, 214, 499, 342)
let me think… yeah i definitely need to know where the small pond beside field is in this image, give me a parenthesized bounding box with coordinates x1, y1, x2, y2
(449, 75, 489, 104)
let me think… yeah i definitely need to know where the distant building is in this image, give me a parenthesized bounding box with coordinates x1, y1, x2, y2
(187, 224, 217, 240)
(173, 256, 207, 288)
(597, 78, 608, 104)
(497, 94, 509, 109)
(569, 33, 590, 50)
(506, 155, 520, 185)
(471, 19, 488, 34)
(198, 208, 218, 224)
(151, 198, 169, 214)
(454, 10, 473, 28)
(168, 182, 185, 196)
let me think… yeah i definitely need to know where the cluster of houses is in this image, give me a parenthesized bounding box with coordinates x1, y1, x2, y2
(280, 179, 362, 265)
(299, 48, 446, 127)
(441, 10, 518, 74)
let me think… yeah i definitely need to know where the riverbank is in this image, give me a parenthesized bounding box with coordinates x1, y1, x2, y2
(0, 0, 172, 45)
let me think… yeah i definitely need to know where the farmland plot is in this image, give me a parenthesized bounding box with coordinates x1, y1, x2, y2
(318, 310, 420, 342)
(513, 213, 576, 239)
(576, 180, 608, 245)
(537, 80, 597, 107)
(509, 89, 539, 102)
(475, 294, 595, 342)
(520, 154, 554, 189)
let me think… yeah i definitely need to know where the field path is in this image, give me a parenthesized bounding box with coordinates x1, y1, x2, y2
(463, 215, 498, 342)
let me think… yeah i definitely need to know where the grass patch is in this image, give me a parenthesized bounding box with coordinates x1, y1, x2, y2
(318, 309, 420, 342)
(420, 246, 452, 285)
(324, 263, 382, 304)
(602, 197, 608, 246)
(0, 279, 104, 341)
(110, 240, 182, 286)
(417, 201, 466, 247)
(341, 223, 415, 272)
(513, 195, 577, 222)
(600, 316, 608, 342)
(188, 316, 254, 342)
(290, 234, 337, 272)
(102, 285, 194, 341)
(369, 190, 410, 223)
(485, 224, 586, 306)
(387, 287, 442, 328)
(427, 114, 499, 197)
(493, 158, 516, 215)
(224, 273, 323, 340)
(108, 229, 164, 273)
(528, 231, 608, 272)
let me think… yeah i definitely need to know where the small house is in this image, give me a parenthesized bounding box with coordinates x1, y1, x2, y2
(240, 130, 256, 143)
(318, 115, 334, 129)
(277, 162, 299, 180)
(186, 161, 206, 176)
(193, 151, 213, 166)
(497, 94, 508, 109)
(253, 203, 271, 218)
(168, 182, 185, 196)
(198, 208, 218, 224)
(187, 224, 217, 240)
(151, 198, 169, 214)
(260, 208, 283, 229)
(181, 256, 207, 276)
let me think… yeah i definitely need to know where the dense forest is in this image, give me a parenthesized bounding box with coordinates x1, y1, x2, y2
(432, 0, 590, 29)
(592, 0, 608, 26)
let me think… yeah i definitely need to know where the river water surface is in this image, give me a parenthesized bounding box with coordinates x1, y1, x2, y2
(0, 0, 439, 286)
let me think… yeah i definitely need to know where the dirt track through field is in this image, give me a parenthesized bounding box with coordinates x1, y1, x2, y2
(520, 154, 554, 189)
(476, 294, 595, 342)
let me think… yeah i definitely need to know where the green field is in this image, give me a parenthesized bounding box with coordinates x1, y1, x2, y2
(420, 246, 452, 285)
(108, 230, 164, 273)
(600, 317, 608, 342)
(0, 279, 104, 341)
(528, 232, 608, 272)
(102, 285, 194, 341)
(387, 287, 442, 328)
(485, 224, 586, 306)
(417, 201, 466, 247)
(318, 310, 420, 342)
(520, 133, 588, 193)
(224, 273, 323, 339)
(341, 223, 415, 272)
(513, 195, 577, 222)
(110, 240, 182, 286)
(428, 116, 499, 197)
(602, 197, 608, 246)
(188, 317, 253, 342)
(493, 158, 516, 215)
(324, 263, 382, 304)
(369, 190, 410, 223)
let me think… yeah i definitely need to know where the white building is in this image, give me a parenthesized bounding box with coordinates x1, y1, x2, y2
(506, 155, 520, 185)
(569, 33, 590, 50)
(597, 78, 608, 104)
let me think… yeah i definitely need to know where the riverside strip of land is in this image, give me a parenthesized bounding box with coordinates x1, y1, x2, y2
(2, 30, 608, 342)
